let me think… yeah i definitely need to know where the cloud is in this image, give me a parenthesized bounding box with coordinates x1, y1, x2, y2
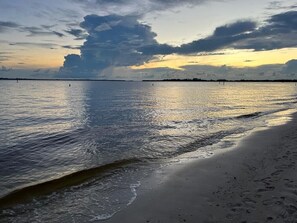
(52, 31, 65, 37)
(170, 20, 258, 54)
(62, 45, 81, 49)
(9, 42, 59, 49)
(59, 14, 158, 78)
(163, 62, 297, 80)
(282, 59, 297, 74)
(0, 67, 57, 78)
(197, 52, 226, 56)
(59, 11, 297, 78)
(71, 0, 211, 16)
(266, 1, 297, 10)
(231, 11, 297, 51)
(101, 62, 292, 80)
(64, 28, 87, 40)
(139, 20, 258, 55)
(0, 52, 12, 62)
(91, 58, 297, 80)
(0, 21, 20, 32)
(0, 20, 65, 37)
(33, 68, 41, 72)
(21, 26, 65, 37)
(140, 20, 259, 55)
(2, 59, 297, 80)
(0, 65, 12, 72)
(213, 21, 257, 37)
(160, 63, 285, 80)
(41, 24, 56, 29)
(141, 10, 297, 55)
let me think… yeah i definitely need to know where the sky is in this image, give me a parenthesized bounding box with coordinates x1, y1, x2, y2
(0, 0, 297, 80)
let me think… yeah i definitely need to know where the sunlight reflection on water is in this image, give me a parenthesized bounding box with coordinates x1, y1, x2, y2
(0, 81, 297, 222)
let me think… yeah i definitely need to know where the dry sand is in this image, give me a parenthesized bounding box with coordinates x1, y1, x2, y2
(106, 113, 297, 223)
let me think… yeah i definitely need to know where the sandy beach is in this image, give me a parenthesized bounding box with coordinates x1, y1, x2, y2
(106, 113, 297, 223)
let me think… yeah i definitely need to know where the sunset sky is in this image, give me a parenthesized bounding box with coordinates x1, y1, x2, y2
(0, 0, 297, 79)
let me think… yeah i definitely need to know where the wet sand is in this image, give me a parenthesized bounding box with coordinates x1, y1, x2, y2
(106, 113, 297, 223)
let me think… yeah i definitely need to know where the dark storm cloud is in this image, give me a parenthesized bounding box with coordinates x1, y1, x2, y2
(268, 10, 297, 28)
(213, 21, 257, 37)
(141, 11, 297, 55)
(232, 11, 297, 51)
(140, 20, 257, 55)
(282, 59, 297, 74)
(60, 11, 297, 78)
(60, 14, 158, 77)
(178, 20, 257, 53)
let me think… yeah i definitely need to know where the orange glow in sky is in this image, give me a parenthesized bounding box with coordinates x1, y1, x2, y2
(132, 48, 297, 70)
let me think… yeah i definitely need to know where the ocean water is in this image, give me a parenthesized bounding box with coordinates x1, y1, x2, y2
(0, 80, 297, 222)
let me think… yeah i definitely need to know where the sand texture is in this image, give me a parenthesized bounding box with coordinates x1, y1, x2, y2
(106, 114, 297, 223)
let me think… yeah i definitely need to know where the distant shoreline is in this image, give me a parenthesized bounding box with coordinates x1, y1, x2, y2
(0, 78, 130, 82)
(144, 78, 297, 82)
(1, 77, 297, 82)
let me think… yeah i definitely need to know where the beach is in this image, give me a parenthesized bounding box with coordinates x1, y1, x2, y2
(106, 113, 297, 223)
(1, 81, 297, 222)
(2, 0, 297, 222)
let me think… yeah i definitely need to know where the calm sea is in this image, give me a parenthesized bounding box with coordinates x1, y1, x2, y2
(0, 81, 296, 222)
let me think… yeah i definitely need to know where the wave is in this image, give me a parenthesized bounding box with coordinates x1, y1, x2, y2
(0, 130, 244, 209)
(235, 108, 290, 120)
(189, 110, 274, 126)
(0, 158, 142, 209)
(236, 112, 262, 119)
(171, 108, 294, 157)
(1, 108, 291, 209)
(173, 128, 245, 157)
(274, 100, 297, 105)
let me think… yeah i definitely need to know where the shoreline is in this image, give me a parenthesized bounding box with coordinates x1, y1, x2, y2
(1, 78, 297, 83)
(106, 112, 297, 222)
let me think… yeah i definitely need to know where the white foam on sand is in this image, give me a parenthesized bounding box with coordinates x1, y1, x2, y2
(90, 181, 141, 221)
(90, 212, 116, 221)
(105, 112, 297, 223)
(127, 181, 141, 206)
